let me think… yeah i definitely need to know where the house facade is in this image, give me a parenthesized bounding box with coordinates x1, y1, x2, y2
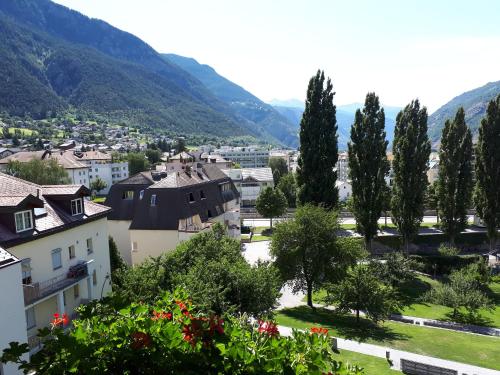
(222, 167, 274, 207)
(0, 173, 112, 356)
(105, 164, 240, 266)
(212, 147, 269, 168)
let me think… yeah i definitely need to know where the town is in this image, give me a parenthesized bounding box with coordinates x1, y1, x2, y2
(0, 1, 499, 375)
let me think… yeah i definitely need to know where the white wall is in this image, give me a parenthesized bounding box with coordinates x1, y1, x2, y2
(0, 261, 29, 375)
(67, 167, 90, 188)
(107, 220, 133, 266)
(130, 229, 183, 265)
(87, 161, 128, 194)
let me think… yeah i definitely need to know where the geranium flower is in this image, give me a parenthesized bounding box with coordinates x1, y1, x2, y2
(130, 332, 152, 350)
(257, 320, 279, 337)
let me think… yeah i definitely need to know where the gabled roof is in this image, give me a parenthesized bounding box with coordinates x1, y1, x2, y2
(0, 150, 88, 169)
(0, 246, 18, 269)
(241, 168, 273, 182)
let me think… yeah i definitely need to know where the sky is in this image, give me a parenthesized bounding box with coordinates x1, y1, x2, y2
(53, 0, 500, 112)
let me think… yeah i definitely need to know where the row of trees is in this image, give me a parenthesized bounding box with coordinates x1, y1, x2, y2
(297, 69, 500, 251)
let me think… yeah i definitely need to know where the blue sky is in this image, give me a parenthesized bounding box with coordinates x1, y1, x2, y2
(53, 0, 500, 112)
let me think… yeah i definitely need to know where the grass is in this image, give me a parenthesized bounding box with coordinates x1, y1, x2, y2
(92, 197, 106, 203)
(276, 306, 500, 370)
(251, 235, 272, 242)
(398, 275, 500, 328)
(339, 222, 436, 230)
(332, 349, 399, 374)
(8, 127, 37, 136)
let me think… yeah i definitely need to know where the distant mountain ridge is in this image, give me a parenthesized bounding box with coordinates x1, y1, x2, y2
(428, 80, 500, 143)
(0, 0, 294, 144)
(272, 100, 399, 150)
(163, 54, 299, 147)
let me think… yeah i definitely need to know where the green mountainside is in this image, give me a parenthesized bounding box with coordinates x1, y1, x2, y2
(428, 80, 500, 143)
(0, 0, 272, 141)
(163, 54, 299, 147)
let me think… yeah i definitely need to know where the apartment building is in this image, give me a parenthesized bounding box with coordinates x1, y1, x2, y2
(0, 173, 112, 355)
(212, 147, 269, 168)
(73, 151, 129, 194)
(0, 247, 28, 375)
(222, 167, 274, 206)
(105, 164, 240, 266)
(0, 150, 90, 187)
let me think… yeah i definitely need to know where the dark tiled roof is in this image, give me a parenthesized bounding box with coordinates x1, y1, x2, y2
(74, 151, 112, 161)
(105, 164, 238, 230)
(0, 150, 87, 169)
(0, 173, 111, 248)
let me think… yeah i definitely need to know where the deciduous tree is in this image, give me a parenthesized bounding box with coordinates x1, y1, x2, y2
(255, 187, 287, 228)
(277, 173, 297, 208)
(268, 158, 288, 185)
(6, 159, 70, 185)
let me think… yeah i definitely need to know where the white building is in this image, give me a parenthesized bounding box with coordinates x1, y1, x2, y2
(0, 150, 90, 187)
(222, 167, 274, 206)
(73, 151, 129, 194)
(213, 146, 269, 168)
(336, 152, 349, 182)
(336, 180, 352, 202)
(0, 247, 29, 375)
(0, 173, 112, 356)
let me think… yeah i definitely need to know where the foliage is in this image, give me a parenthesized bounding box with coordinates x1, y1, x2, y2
(425, 180, 439, 218)
(297, 70, 339, 209)
(325, 264, 401, 323)
(371, 252, 417, 288)
(348, 93, 389, 250)
(90, 176, 107, 194)
(391, 100, 431, 253)
(268, 157, 289, 185)
(270, 205, 362, 308)
(175, 138, 187, 154)
(114, 224, 282, 317)
(5, 159, 70, 185)
(108, 236, 127, 284)
(437, 107, 473, 246)
(423, 263, 494, 319)
(255, 187, 287, 228)
(410, 254, 483, 276)
(277, 172, 297, 208)
(127, 152, 150, 175)
(437, 244, 460, 257)
(1, 290, 363, 374)
(145, 148, 162, 164)
(474, 94, 500, 251)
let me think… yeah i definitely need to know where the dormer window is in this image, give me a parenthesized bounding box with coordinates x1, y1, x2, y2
(71, 198, 83, 216)
(15, 210, 33, 233)
(200, 190, 206, 199)
(122, 191, 134, 200)
(188, 192, 195, 203)
(139, 190, 144, 200)
(151, 194, 157, 206)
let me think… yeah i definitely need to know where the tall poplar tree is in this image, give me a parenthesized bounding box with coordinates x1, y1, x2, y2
(297, 70, 338, 209)
(474, 95, 500, 251)
(348, 93, 389, 251)
(437, 108, 473, 246)
(391, 100, 431, 253)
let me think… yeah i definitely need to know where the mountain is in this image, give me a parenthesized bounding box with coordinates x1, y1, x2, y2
(0, 0, 270, 141)
(268, 98, 304, 108)
(428, 81, 500, 143)
(272, 101, 399, 149)
(163, 54, 299, 148)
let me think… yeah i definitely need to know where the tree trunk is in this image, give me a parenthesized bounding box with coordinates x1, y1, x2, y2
(404, 237, 410, 255)
(384, 212, 388, 227)
(356, 309, 360, 323)
(490, 236, 497, 253)
(270, 217, 273, 229)
(365, 236, 372, 253)
(450, 233, 456, 248)
(307, 282, 314, 309)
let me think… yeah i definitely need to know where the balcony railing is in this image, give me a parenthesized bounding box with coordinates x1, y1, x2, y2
(23, 261, 89, 306)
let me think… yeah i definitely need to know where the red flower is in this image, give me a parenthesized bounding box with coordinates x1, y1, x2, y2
(257, 320, 279, 337)
(209, 316, 224, 335)
(152, 310, 172, 321)
(310, 327, 329, 335)
(51, 313, 69, 327)
(130, 332, 152, 350)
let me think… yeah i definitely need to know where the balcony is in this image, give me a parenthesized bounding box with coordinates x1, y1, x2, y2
(23, 261, 89, 306)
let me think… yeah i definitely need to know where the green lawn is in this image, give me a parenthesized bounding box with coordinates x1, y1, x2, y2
(251, 226, 270, 234)
(251, 235, 272, 242)
(398, 275, 500, 328)
(332, 349, 398, 374)
(92, 197, 106, 203)
(276, 306, 500, 370)
(8, 127, 37, 136)
(340, 222, 436, 230)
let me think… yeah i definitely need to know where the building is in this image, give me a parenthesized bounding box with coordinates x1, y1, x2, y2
(336, 180, 352, 202)
(73, 150, 129, 194)
(269, 150, 292, 170)
(105, 164, 240, 266)
(212, 146, 269, 168)
(427, 157, 440, 184)
(0, 247, 29, 375)
(200, 153, 232, 169)
(0, 150, 90, 187)
(222, 167, 274, 206)
(336, 152, 349, 182)
(0, 173, 112, 355)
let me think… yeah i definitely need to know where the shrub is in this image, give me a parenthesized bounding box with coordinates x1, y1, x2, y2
(1, 290, 363, 374)
(410, 254, 483, 276)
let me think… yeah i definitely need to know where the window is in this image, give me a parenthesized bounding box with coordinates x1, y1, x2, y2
(86, 238, 93, 255)
(74, 284, 80, 298)
(92, 269, 97, 286)
(151, 194, 157, 206)
(15, 210, 33, 233)
(26, 307, 36, 329)
(207, 210, 212, 218)
(132, 241, 138, 252)
(200, 190, 206, 199)
(188, 192, 195, 203)
(21, 258, 32, 285)
(71, 198, 83, 215)
(122, 191, 134, 200)
(186, 216, 193, 226)
(68, 245, 75, 259)
(51, 248, 62, 270)
(139, 190, 144, 200)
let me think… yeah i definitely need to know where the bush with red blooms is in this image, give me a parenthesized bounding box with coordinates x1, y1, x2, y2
(1, 289, 363, 374)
